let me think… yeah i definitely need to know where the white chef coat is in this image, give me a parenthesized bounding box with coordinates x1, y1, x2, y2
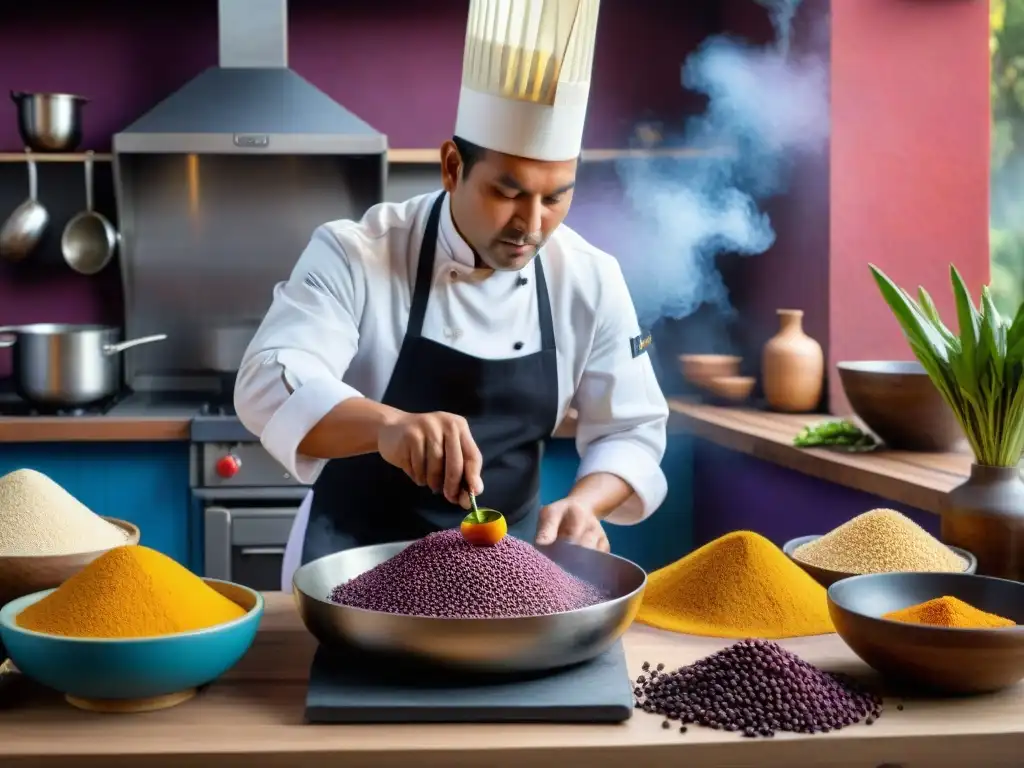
(233, 191, 670, 590)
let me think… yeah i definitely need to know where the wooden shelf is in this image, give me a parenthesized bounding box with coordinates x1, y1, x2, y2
(667, 398, 972, 515)
(0, 152, 113, 162)
(0, 147, 733, 165)
(387, 146, 733, 164)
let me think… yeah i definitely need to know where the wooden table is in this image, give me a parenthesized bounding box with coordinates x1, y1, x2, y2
(1, 593, 1022, 767)
(669, 399, 973, 515)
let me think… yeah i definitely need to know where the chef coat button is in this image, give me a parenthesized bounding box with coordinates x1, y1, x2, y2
(514, 341, 524, 350)
(449, 269, 458, 281)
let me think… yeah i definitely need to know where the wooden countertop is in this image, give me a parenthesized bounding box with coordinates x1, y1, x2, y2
(668, 399, 972, 515)
(2, 593, 1022, 767)
(0, 410, 576, 444)
(0, 416, 192, 443)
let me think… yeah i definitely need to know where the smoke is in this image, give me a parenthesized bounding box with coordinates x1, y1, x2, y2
(613, 0, 828, 330)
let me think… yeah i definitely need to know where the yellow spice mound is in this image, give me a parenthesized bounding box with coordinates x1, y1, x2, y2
(793, 508, 965, 575)
(637, 530, 834, 639)
(17, 545, 246, 638)
(883, 596, 1016, 629)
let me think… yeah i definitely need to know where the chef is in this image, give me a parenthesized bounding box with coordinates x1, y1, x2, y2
(233, 0, 670, 592)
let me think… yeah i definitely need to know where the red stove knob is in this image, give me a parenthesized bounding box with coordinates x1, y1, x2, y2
(216, 454, 242, 479)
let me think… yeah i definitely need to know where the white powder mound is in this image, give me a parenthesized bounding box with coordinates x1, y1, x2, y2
(0, 468, 129, 556)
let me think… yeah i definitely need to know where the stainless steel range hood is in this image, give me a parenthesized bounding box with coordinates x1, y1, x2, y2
(113, 0, 386, 155)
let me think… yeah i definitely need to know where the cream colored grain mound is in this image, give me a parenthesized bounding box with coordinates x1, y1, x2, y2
(793, 508, 966, 574)
(0, 469, 128, 556)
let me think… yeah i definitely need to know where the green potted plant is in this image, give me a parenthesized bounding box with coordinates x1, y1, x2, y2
(871, 263, 1024, 580)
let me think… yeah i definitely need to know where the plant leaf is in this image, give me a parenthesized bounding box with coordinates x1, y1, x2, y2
(981, 287, 1006, 389)
(1006, 299, 1024, 353)
(869, 265, 951, 364)
(869, 263, 1024, 466)
(917, 287, 958, 347)
(949, 264, 982, 400)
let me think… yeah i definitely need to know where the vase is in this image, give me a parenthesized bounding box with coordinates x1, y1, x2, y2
(942, 464, 1024, 580)
(762, 309, 824, 413)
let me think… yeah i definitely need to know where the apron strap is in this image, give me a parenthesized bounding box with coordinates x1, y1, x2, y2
(406, 191, 447, 340)
(533, 256, 556, 352)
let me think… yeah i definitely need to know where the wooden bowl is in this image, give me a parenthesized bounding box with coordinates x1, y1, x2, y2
(678, 354, 741, 387)
(835, 361, 965, 452)
(783, 535, 977, 587)
(705, 375, 756, 402)
(828, 572, 1024, 694)
(0, 517, 140, 608)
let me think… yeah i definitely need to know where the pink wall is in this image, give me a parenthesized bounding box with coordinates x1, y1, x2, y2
(829, 0, 991, 413)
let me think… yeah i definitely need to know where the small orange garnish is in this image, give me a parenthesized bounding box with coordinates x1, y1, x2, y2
(460, 508, 508, 547)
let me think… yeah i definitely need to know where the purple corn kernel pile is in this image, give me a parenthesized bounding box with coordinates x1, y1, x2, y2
(328, 529, 609, 618)
(634, 639, 883, 738)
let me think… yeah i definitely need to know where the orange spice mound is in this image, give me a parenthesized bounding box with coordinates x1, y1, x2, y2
(882, 596, 1015, 629)
(637, 531, 834, 639)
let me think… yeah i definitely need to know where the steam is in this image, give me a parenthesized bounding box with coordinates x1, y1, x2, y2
(613, 0, 828, 329)
(755, 0, 799, 56)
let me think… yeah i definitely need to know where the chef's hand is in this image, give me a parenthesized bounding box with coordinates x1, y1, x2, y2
(535, 499, 610, 552)
(377, 411, 484, 505)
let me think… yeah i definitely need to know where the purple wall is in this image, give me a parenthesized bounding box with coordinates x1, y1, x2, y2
(0, 0, 720, 376)
(692, 441, 939, 548)
(0, 0, 831, 392)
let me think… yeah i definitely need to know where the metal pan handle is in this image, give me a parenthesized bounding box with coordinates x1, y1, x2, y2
(103, 334, 168, 355)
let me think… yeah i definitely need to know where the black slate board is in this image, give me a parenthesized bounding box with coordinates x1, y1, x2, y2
(305, 641, 633, 724)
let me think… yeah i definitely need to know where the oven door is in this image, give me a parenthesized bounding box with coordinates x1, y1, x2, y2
(203, 504, 298, 592)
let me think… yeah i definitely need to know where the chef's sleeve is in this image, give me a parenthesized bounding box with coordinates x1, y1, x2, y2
(234, 226, 366, 484)
(573, 260, 669, 525)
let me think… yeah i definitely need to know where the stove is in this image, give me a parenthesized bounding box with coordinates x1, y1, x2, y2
(187, 383, 309, 593)
(0, 384, 129, 417)
(198, 400, 236, 417)
(190, 395, 258, 444)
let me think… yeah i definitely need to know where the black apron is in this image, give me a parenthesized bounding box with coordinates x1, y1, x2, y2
(301, 192, 560, 564)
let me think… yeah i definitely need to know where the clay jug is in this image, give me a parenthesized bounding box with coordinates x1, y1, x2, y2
(762, 309, 824, 413)
(943, 464, 1024, 580)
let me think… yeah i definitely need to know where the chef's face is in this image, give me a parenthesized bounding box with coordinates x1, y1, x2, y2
(442, 139, 577, 271)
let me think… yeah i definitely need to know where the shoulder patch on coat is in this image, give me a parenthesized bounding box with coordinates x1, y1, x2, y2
(630, 331, 653, 358)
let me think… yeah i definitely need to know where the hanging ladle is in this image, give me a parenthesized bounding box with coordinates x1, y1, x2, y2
(0, 149, 48, 263)
(61, 150, 118, 275)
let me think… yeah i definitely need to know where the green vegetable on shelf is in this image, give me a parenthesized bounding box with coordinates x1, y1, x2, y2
(793, 420, 878, 452)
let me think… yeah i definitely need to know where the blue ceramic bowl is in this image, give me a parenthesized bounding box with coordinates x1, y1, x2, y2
(0, 578, 263, 704)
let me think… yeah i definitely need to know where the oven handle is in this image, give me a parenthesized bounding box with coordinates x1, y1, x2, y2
(239, 546, 287, 556)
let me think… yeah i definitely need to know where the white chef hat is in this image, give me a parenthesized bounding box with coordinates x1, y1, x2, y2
(454, 0, 601, 162)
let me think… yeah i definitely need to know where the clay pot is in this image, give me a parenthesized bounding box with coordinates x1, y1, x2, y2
(762, 309, 824, 413)
(942, 465, 1024, 580)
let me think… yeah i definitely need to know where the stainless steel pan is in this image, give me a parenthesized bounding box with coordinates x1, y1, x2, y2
(0, 324, 167, 406)
(201, 320, 261, 373)
(293, 539, 647, 674)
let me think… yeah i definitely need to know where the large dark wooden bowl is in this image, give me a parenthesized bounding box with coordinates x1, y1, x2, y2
(783, 534, 976, 587)
(0, 517, 140, 608)
(828, 572, 1024, 695)
(836, 361, 965, 452)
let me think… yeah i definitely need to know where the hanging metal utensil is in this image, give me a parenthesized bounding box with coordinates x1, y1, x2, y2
(0, 150, 48, 263)
(61, 150, 118, 275)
